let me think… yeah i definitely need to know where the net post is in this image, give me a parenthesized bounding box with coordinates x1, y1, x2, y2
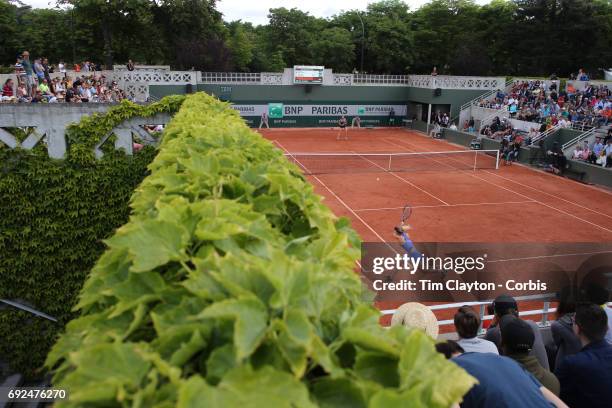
(388, 154, 392, 172)
(473, 150, 478, 171)
(495, 150, 500, 169)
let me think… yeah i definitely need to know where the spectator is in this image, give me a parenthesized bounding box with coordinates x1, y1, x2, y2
(442, 345, 568, 408)
(555, 304, 612, 408)
(58, 60, 66, 75)
(435, 339, 464, 359)
(484, 294, 550, 370)
(468, 117, 475, 132)
(449, 122, 458, 131)
(1, 79, 14, 102)
(551, 290, 583, 370)
(603, 139, 612, 167)
(21, 51, 34, 96)
(454, 306, 498, 354)
(351, 115, 361, 128)
(127, 59, 135, 71)
(505, 138, 521, 165)
(391, 302, 439, 339)
(431, 66, 438, 76)
(500, 315, 560, 396)
(33, 58, 45, 83)
(589, 137, 604, 164)
(571, 143, 584, 160)
(580, 282, 612, 344)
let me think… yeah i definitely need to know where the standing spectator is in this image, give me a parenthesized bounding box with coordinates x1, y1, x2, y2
(33, 58, 45, 84)
(58, 60, 66, 76)
(485, 294, 550, 370)
(468, 116, 475, 132)
(431, 66, 438, 76)
(127, 59, 135, 71)
(454, 306, 499, 354)
(42, 57, 51, 85)
(21, 51, 34, 96)
(589, 137, 604, 163)
(500, 315, 560, 396)
(555, 304, 612, 408)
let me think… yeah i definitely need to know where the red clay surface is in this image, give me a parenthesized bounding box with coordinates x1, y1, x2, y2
(259, 128, 612, 331)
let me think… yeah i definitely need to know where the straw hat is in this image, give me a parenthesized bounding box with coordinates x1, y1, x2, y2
(391, 302, 439, 339)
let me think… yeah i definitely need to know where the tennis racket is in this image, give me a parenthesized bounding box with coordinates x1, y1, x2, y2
(400, 204, 412, 224)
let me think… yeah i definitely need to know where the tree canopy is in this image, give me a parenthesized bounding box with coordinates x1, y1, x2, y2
(0, 0, 611, 76)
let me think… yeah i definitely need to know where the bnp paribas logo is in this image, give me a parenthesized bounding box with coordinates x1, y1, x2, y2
(357, 106, 366, 115)
(268, 103, 284, 118)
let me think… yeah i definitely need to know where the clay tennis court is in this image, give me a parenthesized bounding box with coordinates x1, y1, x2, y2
(260, 128, 612, 328)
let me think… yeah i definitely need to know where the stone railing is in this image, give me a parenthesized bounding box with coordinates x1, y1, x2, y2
(112, 65, 171, 71)
(0, 103, 171, 159)
(408, 75, 506, 90)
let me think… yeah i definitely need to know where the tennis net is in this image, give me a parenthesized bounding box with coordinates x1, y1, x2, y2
(284, 150, 500, 175)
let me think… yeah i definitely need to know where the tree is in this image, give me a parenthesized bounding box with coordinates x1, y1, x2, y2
(363, 0, 415, 73)
(311, 27, 355, 72)
(265, 8, 323, 67)
(226, 21, 255, 71)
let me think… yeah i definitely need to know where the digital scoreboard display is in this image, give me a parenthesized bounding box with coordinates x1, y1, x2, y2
(293, 65, 324, 84)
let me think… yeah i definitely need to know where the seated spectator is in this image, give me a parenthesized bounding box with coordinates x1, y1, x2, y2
(435, 339, 464, 359)
(454, 306, 498, 354)
(391, 302, 439, 339)
(580, 282, 612, 344)
(588, 137, 604, 163)
(551, 290, 582, 370)
(1, 78, 14, 102)
(555, 304, 612, 408)
(449, 122, 458, 131)
(485, 294, 550, 370)
(17, 82, 31, 103)
(500, 315, 560, 396)
(439, 342, 568, 408)
(571, 143, 584, 160)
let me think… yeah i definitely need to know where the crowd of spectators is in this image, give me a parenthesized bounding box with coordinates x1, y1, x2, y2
(432, 288, 612, 408)
(477, 77, 611, 131)
(570, 133, 612, 168)
(0, 50, 129, 104)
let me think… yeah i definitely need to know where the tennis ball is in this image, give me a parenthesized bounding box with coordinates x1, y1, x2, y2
(376, 177, 380, 181)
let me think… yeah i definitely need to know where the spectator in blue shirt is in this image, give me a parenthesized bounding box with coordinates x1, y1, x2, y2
(437, 343, 567, 408)
(555, 303, 612, 408)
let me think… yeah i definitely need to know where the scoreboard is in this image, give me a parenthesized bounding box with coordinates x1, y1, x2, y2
(293, 66, 324, 84)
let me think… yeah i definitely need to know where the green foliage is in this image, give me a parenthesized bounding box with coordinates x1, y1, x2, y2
(47, 93, 475, 407)
(0, 96, 185, 378)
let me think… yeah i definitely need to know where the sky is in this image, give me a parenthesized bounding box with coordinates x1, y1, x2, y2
(19, 0, 490, 26)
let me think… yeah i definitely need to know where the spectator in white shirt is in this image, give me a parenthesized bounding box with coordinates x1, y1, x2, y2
(454, 306, 499, 354)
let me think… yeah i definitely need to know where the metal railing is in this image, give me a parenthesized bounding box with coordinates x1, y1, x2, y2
(530, 123, 563, 146)
(562, 127, 597, 151)
(381, 293, 559, 330)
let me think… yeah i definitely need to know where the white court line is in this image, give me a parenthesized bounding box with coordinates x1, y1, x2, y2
(483, 170, 612, 221)
(355, 200, 536, 212)
(273, 140, 387, 243)
(349, 150, 450, 206)
(383, 137, 612, 234)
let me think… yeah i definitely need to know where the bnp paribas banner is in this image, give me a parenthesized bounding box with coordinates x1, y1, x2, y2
(231, 104, 407, 118)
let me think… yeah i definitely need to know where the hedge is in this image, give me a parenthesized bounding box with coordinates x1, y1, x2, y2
(0, 96, 185, 378)
(47, 93, 475, 407)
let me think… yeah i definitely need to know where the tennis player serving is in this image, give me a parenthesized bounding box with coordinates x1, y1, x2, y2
(394, 205, 423, 259)
(337, 115, 348, 140)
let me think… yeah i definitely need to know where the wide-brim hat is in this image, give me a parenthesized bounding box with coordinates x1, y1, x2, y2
(391, 302, 439, 339)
